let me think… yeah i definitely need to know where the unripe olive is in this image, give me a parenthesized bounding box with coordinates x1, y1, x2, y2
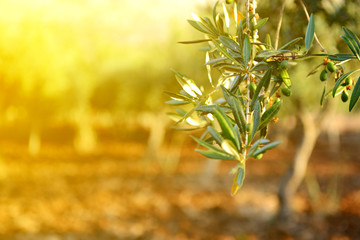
(326, 62, 336, 73)
(255, 153, 263, 160)
(280, 60, 288, 69)
(225, 0, 233, 3)
(343, 77, 353, 86)
(281, 87, 292, 97)
(320, 70, 328, 81)
(341, 90, 349, 102)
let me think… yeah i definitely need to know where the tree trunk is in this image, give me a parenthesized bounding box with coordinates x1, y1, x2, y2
(277, 111, 320, 219)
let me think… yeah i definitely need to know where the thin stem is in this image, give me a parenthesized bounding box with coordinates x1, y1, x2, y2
(298, 0, 327, 53)
(275, 0, 287, 50)
(246, 0, 250, 32)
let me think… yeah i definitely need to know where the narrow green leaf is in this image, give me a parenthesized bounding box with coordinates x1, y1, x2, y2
(250, 62, 269, 72)
(254, 18, 268, 30)
(243, 35, 251, 66)
(327, 53, 356, 61)
(234, 124, 242, 151)
(212, 1, 219, 23)
(251, 100, 261, 141)
(212, 40, 240, 64)
(221, 139, 240, 160)
(320, 85, 326, 106)
(251, 141, 281, 157)
(213, 106, 237, 144)
(350, 76, 360, 111)
(187, 20, 211, 34)
(231, 166, 245, 195)
(195, 149, 236, 160)
(280, 69, 291, 88)
(207, 126, 224, 145)
(307, 63, 325, 77)
(248, 138, 270, 155)
(215, 13, 225, 35)
(164, 91, 191, 101)
(219, 64, 245, 73)
(332, 71, 356, 97)
(343, 27, 360, 51)
(221, 86, 246, 135)
(205, 57, 228, 65)
(256, 49, 290, 59)
(258, 100, 282, 130)
(305, 13, 315, 51)
(251, 69, 272, 109)
(203, 17, 219, 36)
(195, 105, 232, 113)
(166, 100, 192, 105)
(341, 35, 359, 58)
(178, 39, 212, 44)
(219, 36, 241, 52)
(192, 136, 225, 153)
(265, 34, 273, 49)
(278, 37, 303, 50)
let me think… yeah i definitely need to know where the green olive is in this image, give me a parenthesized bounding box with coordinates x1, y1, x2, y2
(255, 153, 263, 160)
(326, 62, 336, 73)
(342, 77, 353, 86)
(341, 90, 349, 102)
(280, 60, 288, 69)
(281, 87, 292, 97)
(320, 70, 328, 81)
(225, 0, 233, 3)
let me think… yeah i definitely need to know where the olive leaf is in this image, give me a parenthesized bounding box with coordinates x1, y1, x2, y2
(243, 34, 251, 66)
(219, 36, 241, 53)
(231, 164, 245, 195)
(305, 13, 315, 51)
(254, 18, 268, 30)
(251, 100, 261, 142)
(207, 126, 224, 146)
(192, 136, 236, 161)
(278, 37, 302, 50)
(258, 100, 282, 130)
(350, 76, 360, 111)
(213, 106, 239, 148)
(249, 141, 281, 158)
(251, 69, 272, 109)
(332, 70, 359, 97)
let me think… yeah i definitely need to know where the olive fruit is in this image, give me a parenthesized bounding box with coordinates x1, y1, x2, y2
(225, 0, 233, 3)
(280, 60, 288, 69)
(342, 77, 353, 86)
(281, 87, 292, 97)
(326, 61, 336, 73)
(341, 90, 349, 102)
(320, 70, 328, 81)
(255, 153, 263, 160)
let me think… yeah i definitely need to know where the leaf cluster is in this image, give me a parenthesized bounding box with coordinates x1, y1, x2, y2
(166, 1, 360, 194)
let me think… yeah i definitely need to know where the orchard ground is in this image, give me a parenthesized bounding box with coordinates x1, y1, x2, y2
(0, 116, 359, 240)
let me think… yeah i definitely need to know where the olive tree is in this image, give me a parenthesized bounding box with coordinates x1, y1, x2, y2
(166, 0, 360, 215)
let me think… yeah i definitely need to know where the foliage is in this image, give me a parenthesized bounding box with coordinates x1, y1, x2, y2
(166, 0, 360, 194)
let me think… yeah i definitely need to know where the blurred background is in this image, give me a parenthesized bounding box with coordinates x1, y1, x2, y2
(0, 0, 359, 239)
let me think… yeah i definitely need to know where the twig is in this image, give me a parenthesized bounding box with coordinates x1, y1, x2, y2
(298, 0, 327, 53)
(246, 0, 250, 32)
(275, 0, 287, 49)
